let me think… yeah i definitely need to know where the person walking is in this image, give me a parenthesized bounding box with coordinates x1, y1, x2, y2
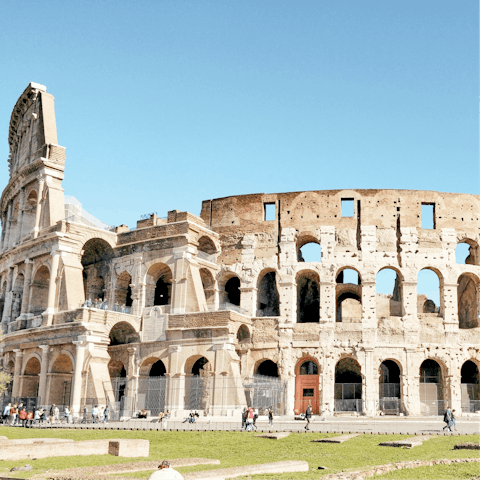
(451, 409, 457, 431)
(268, 407, 274, 428)
(104, 406, 110, 423)
(64, 405, 71, 424)
(92, 405, 98, 424)
(10, 404, 18, 426)
(3, 403, 11, 424)
(304, 402, 312, 431)
(442, 406, 452, 431)
(82, 405, 88, 423)
(49, 404, 55, 424)
(241, 407, 247, 430)
(246, 407, 254, 431)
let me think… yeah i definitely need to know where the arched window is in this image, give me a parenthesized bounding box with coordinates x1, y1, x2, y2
(379, 360, 401, 414)
(417, 269, 441, 314)
(109, 321, 139, 346)
(198, 236, 217, 255)
(236, 324, 250, 342)
(81, 239, 114, 301)
(115, 271, 133, 307)
(298, 242, 321, 262)
(299, 361, 318, 375)
(297, 272, 319, 323)
(456, 240, 478, 265)
(29, 266, 50, 315)
(200, 268, 215, 305)
(335, 358, 362, 412)
(149, 359, 166, 377)
(145, 263, 173, 307)
(224, 276, 241, 306)
(420, 359, 443, 415)
(257, 271, 279, 317)
(255, 360, 279, 377)
(376, 268, 402, 317)
(49, 354, 74, 406)
(22, 357, 41, 398)
(458, 274, 479, 329)
(460, 360, 479, 413)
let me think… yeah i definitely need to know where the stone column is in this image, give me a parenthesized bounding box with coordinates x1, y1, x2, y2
(131, 256, 144, 316)
(20, 259, 33, 316)
(71, 341, 87, 414)
(1, 268, 14, 331)
(11, 349, 24, 400)
(123, 346, 138, 416)
(321, 353, 335, 416)
(44, 250, 61, 325)
(239, 286, 257, 317)
(32, 177, 45, 239)
(171, 247, 193, 314)
(165, 345, 184, 414)
(361, 281, 377, 327)
(362, 347, 376, 416)
(404, 347, 420, 416)
(278, 278, 296, 323)
(3, 202, 13, 250)
(401, 281, 418, 320)
(37, 345, 50, 406)
(442, 283, 459, 333)
(15, 188, 26, 245)
(319, 282, 335, 324)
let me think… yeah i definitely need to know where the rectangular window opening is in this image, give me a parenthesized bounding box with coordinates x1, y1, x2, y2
(303, 388, 314, 397)
(264, 202, 276, 221)
(341, 198, 354, 217)
(421, 203, 435, 229)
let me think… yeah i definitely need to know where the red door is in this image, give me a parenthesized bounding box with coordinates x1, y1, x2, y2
(295, 359, 320, 414)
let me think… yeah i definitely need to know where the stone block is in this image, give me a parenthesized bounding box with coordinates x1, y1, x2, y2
(109, 439, 149, 457)
(311, 433, 359, 443)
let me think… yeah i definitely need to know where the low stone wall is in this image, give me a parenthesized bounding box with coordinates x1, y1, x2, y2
(0, 438, 149, 461)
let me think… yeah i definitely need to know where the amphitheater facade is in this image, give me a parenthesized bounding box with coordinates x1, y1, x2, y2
(0, 83, 479, 419)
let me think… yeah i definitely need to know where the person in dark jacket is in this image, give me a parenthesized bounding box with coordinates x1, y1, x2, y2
(304, 403, 312, 430)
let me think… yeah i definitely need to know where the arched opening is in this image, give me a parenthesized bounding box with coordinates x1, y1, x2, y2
(1, 360, 14, 401)
(461, 360, 479, 413)
(236, 324, 250, 343)
(458, 274, 479, 329)
(108, 361, 127, 404)
(456, 240, 479, 265)
(198, 236, 217, 255)
(11, 273, 24, 321)
(379, 360, 401, 415)
(114, 271, 133, 308)
(22, 189, 37, 237)
(255, 360, 279, 377)
(185, 356, 211, 411)
(0, 280, 7, 322)
(146, 359, 167, 415)
(81, 239, 114, 302)
(145, 263, 172, 307)
(295, 359, 320, 414)
(22, 357, 41, 399)
(376, 268, 402, 317)
(49, 353, 73, 406)
(199, 268, 215, 306)
(420, 359, 444, 415)
(336, 268, 362, 323)
(335, 358, 362, 413)
(224, 276, 241, 306)
(297, 236, 321, 263)
(297, 271, 320, 323)
(417, 269, 441, 314)
(109, 322, 139, 346)
(149, 360, 166, 377)
(29, 266, 50, 316)
(257, 271, 280, 317)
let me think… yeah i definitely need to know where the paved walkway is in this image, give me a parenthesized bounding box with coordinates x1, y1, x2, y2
(14, 415, 479, 435)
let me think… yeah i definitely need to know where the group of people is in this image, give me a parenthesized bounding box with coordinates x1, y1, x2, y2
(82, 298, 131, 313)
(182, 411, 200, 423)
(88, 405, 110, 423)
(157, 410, 171, 422)
(442, 406, 457, 432)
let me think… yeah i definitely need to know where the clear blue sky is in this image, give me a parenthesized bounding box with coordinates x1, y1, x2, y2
(1, 0, 478, 235)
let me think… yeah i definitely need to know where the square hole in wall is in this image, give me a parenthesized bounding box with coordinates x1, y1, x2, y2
(264, 203, 276, 221)
(341, 198, 354, 217)
(421, 203, 435, 229)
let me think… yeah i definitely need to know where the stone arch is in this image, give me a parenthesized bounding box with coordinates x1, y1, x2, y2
(22, 188, 38, 236)
(145, 263, 172, 307)
(21, 355, 41, 398)
(199, 268, 215, 306)
(460, 360, 479, 412)
(29, 265, 50, 315)
(197, 236, 218, 255)
(417, 267, 442, 314)
(255, 359, 279, 377)
(109, 321, 140, 346)
(49, 352, 74, 406)
(108, 360, 126, 378)
(223, 275, 241, 306)
(11, 271, 25, 321)
(296, 269, 320, 323)
(376, 267, 403, 317)
(256, 269, 280, 317)
(114, 271, 133, 307)
(457, 272, 479, 329)
(81, 238, 114, 301)
(379, 359, 402, 413)
(183, 355, 211, 375)
(419, 358, 445, 415)
(335, 357, 362, 413)
(456, 238, 479, 265)
(236, 324, 251, 343)
(296, 232, 321, 263)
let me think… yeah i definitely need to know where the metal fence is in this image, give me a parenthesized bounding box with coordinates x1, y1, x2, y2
(334, 399, 362, 413)
(243, 375, 287, 415)
(420, 400, 446, 416)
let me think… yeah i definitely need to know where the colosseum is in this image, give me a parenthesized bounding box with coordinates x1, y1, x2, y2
(0, 83, 479, 420)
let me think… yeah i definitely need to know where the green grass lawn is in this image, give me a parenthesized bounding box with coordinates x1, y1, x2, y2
(0, 427, 478, 479)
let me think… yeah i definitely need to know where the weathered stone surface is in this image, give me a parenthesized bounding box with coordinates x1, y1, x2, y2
(379, 434, 432, 448)
(255, 432, 291, 439)
(454, 442, 480, 450)
(312, 433, 359, 443)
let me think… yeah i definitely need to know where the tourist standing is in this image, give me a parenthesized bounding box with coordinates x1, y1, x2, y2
(104, 406, 110, 423)
(64, 405, 71, 424)
(92, 405, 98, 423)
(304, 403, 312, 430)
(82, 405, 88, 423)
(3, 403, 11, 424)
(54, 405, 60, 423)
(268, 407, 274, 427)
